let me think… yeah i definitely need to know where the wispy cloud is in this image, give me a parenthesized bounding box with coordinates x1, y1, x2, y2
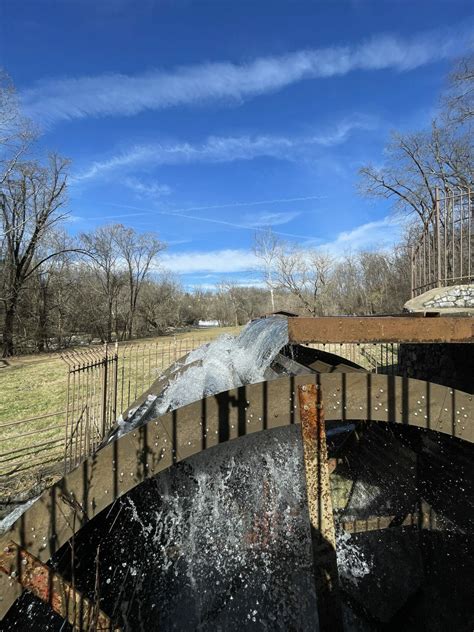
(160, 249, 259, 274)
(22, 24, 473, 124)
(95, 202, 310, 239)
(162, 195, 327, 213)
(159, 216, 404, 274)
(241, 211, 300, 228)
(123, 177, 171, 198)
(320, 216, 404, 254)
(75, 116, 375, 181)
(65, 214, 83, 223)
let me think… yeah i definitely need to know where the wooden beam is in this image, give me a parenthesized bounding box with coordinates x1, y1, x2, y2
(288, 316, 474, 344)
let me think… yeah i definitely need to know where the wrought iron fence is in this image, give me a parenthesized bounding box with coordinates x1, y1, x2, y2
(0, 410, 67, 479)
(62, 345, 119, 471)
(411, 186, 474, 297)
(307, 343, 399, 374)
(62, 337, 212, 472)
(0, 337, 209, 487)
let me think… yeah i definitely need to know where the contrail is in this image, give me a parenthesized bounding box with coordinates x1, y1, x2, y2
(163, 195, 326, 213)
(93, 202, 313, 239)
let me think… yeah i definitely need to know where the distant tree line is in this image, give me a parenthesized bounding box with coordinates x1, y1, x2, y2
(253, 230, 411, 318)
(1, 54, 471, 356)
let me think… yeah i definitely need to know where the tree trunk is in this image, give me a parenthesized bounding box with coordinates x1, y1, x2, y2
(107, 299, 113, 342)
(2, 300, 17, 357)
(36, 283, 48, 352)
(270, 287, 275, 312)
(128, 309, 134, 340)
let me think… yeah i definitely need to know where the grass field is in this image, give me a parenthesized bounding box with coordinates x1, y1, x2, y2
(0, 326, 241, 498)
(0, 326, 241, 424)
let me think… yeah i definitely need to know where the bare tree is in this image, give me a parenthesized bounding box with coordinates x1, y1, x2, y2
(1, 155, 70, 356)
(359, 56, 474, 228)
(253, 228, 280, 312)
(79, 224, 164, 341)
(0, 70, 36, 188)
(215, 281, 237, 326)
(79, 224, 127, 342)
(445, 54, 474, 124)
(273, 245, 334, 316)
(331, 254, 365, 315)
(330, 247, 411, 315)
(360, 126, 473, 225)
(28, 229, 78, 351)
(137, 275, 182, 335)
(359, 131, 436, 226)
(115, 225, 165, 339)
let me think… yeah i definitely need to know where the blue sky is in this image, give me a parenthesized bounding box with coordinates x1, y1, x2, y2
(1, 0, 473, 288)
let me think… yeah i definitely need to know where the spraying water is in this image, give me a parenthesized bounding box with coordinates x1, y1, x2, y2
(156, 318, 288, 412)
(118, 317, 289, 436)
(76, 427, 320, 630)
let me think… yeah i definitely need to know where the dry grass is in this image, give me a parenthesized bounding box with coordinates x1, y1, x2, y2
(0, 327, 241, 424)
(0, 326, 241, 500)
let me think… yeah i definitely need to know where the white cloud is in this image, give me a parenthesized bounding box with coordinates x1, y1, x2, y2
(75, 116, 375, 181)
(123, 177, 171, 198)
(22, 24, 473, 124)
(160, 249, 259, 274)
(241, 211, 300, 228)
(159, 216, 404, 274)
(320, 216, 404, 254)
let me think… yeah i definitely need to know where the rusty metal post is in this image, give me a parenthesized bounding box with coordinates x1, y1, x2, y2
(468, 187, 472, 283)
(1, 541, 121, 631)
(298, 383, 343, 632)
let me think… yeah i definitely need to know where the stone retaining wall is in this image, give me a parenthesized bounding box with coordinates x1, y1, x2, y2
(423, 286, 474, 309)
(405, 284, 474, 312)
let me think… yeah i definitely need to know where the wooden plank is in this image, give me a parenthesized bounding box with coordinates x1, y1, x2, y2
(288, 316, 474, 343)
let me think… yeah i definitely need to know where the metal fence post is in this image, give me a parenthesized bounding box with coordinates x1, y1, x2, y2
(112, 341, 119, 423)
(63, 360, 72, 473)
(435, 186, 441, 288)
(469, 187, 472, 283)
(101, 343, 108, 438)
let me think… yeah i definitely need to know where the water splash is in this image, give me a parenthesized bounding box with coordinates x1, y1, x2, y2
(155, 318, 288, 415)
(105, 426, 319, 631)
(0, 496, 38, 535)
(119, 318, 288, 436)
(336, 529, 372, 587)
